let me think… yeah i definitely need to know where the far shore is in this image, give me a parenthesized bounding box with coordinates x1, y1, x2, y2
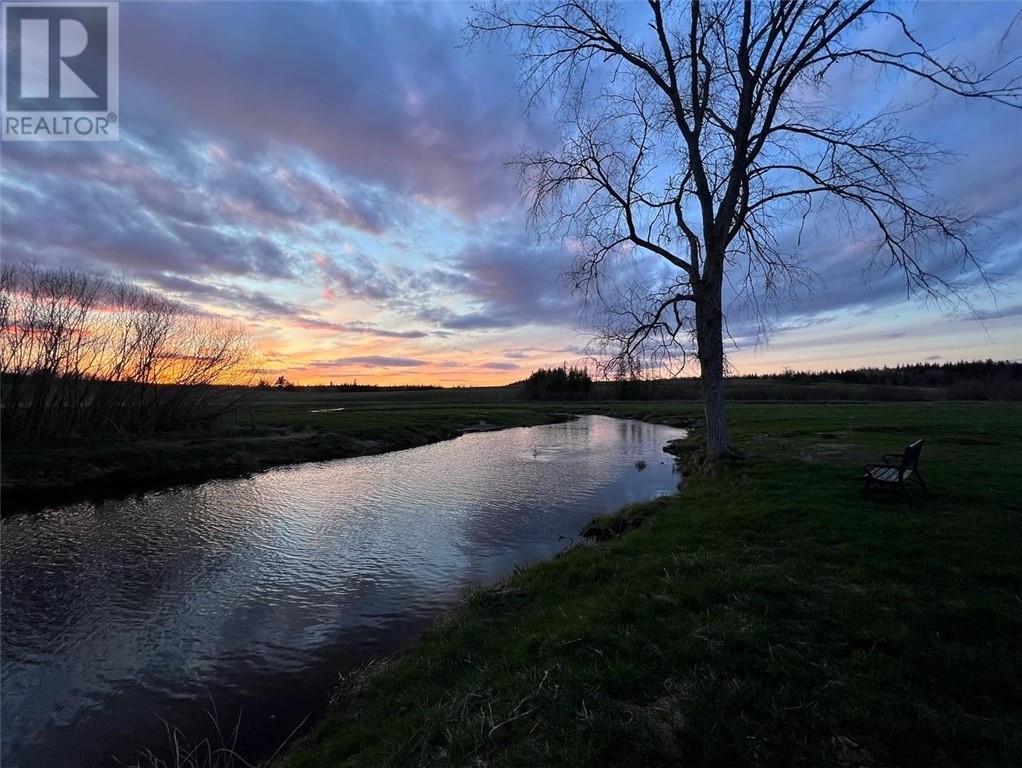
(0, 403, 577, 515)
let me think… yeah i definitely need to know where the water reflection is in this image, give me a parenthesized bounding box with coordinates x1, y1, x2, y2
(1, 415, 684, 767)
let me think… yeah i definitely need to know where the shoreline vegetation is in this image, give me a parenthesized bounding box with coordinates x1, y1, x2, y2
(276, 401, 1021, 767)
(0, 401, 576, 514)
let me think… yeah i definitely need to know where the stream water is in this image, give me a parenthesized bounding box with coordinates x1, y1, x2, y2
(1, 415, 686, 767)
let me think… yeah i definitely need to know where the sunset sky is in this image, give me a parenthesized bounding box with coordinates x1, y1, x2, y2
(2, 1, 1020, 385)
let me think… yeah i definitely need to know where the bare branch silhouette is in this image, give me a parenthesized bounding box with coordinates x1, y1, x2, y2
(470, 0, 1020, 456)
(1, 264, 253, 441)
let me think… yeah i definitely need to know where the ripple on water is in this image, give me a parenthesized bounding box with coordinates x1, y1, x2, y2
(1, 415, 686, 768)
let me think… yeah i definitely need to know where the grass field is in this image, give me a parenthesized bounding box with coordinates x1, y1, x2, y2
(276, 402, 1022, 768)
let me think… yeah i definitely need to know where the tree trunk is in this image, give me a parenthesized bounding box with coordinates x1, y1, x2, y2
(695, 275, 734, 458)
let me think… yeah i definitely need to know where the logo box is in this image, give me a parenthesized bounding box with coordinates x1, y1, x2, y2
(2, 1, 119, 141)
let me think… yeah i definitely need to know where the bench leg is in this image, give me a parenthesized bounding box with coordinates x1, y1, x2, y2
(900, 481, 916, 507)
(914, 471, 928, 494)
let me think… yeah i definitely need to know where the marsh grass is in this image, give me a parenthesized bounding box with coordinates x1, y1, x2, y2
(122, 699, 306, 768)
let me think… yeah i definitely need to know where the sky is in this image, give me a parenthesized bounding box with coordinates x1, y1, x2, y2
(2, 0, 1020, 385)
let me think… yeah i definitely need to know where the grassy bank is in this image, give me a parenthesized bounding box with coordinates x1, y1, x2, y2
(0, 396, 571, 513)
(280, 402, 1022, 767)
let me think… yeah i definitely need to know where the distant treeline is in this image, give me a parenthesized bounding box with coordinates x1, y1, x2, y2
(520, 366, 594, 400)
(254, 377, 442, 393)
(749, 360, 1022, 388)
(590, 360, 1021, 401)
(1, 263, 252, 442)
(509, 360, 1021, 402)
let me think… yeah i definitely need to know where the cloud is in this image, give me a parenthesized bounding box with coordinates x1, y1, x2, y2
(303, 232, 578, 336)
(292, 317, 429, 339)
(116, 2, 553, 219)
(213, 163, 391, 236)
(965, 303, 1022, 322)
(406, 238, 577, 331)
(1, 143, 298, 282)
(1, 0, 1018, 383)
(307, 356, 428, 368)
(138, 273, 432, 339)
(146, 274, 303, 316)
(314, 251, 400, 302)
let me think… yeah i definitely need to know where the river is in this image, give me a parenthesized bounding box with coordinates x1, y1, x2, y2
(1, 415, 685, 767)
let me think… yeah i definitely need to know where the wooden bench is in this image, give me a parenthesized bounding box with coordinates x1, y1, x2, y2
(863, 439, 927, 503)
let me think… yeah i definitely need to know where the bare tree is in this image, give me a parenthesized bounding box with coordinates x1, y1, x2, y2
(470, 0, 1021, 457)
(1, 263, 253, 440)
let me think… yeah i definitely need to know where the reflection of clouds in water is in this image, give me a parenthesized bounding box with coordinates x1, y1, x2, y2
(445, 418, 687, 593)
(1, 416, 686, 768)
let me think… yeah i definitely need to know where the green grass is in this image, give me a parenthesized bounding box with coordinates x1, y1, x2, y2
(278, 402, 1022, 768)
(0, 393, 571, 512)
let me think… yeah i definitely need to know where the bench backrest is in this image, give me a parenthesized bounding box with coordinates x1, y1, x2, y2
(899, 439, 924, 478)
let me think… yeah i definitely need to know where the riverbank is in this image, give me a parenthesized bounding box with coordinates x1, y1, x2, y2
(0, 387, 705, 514)
(279, 402, 1022, 767)
(0, 402, 575, 513)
